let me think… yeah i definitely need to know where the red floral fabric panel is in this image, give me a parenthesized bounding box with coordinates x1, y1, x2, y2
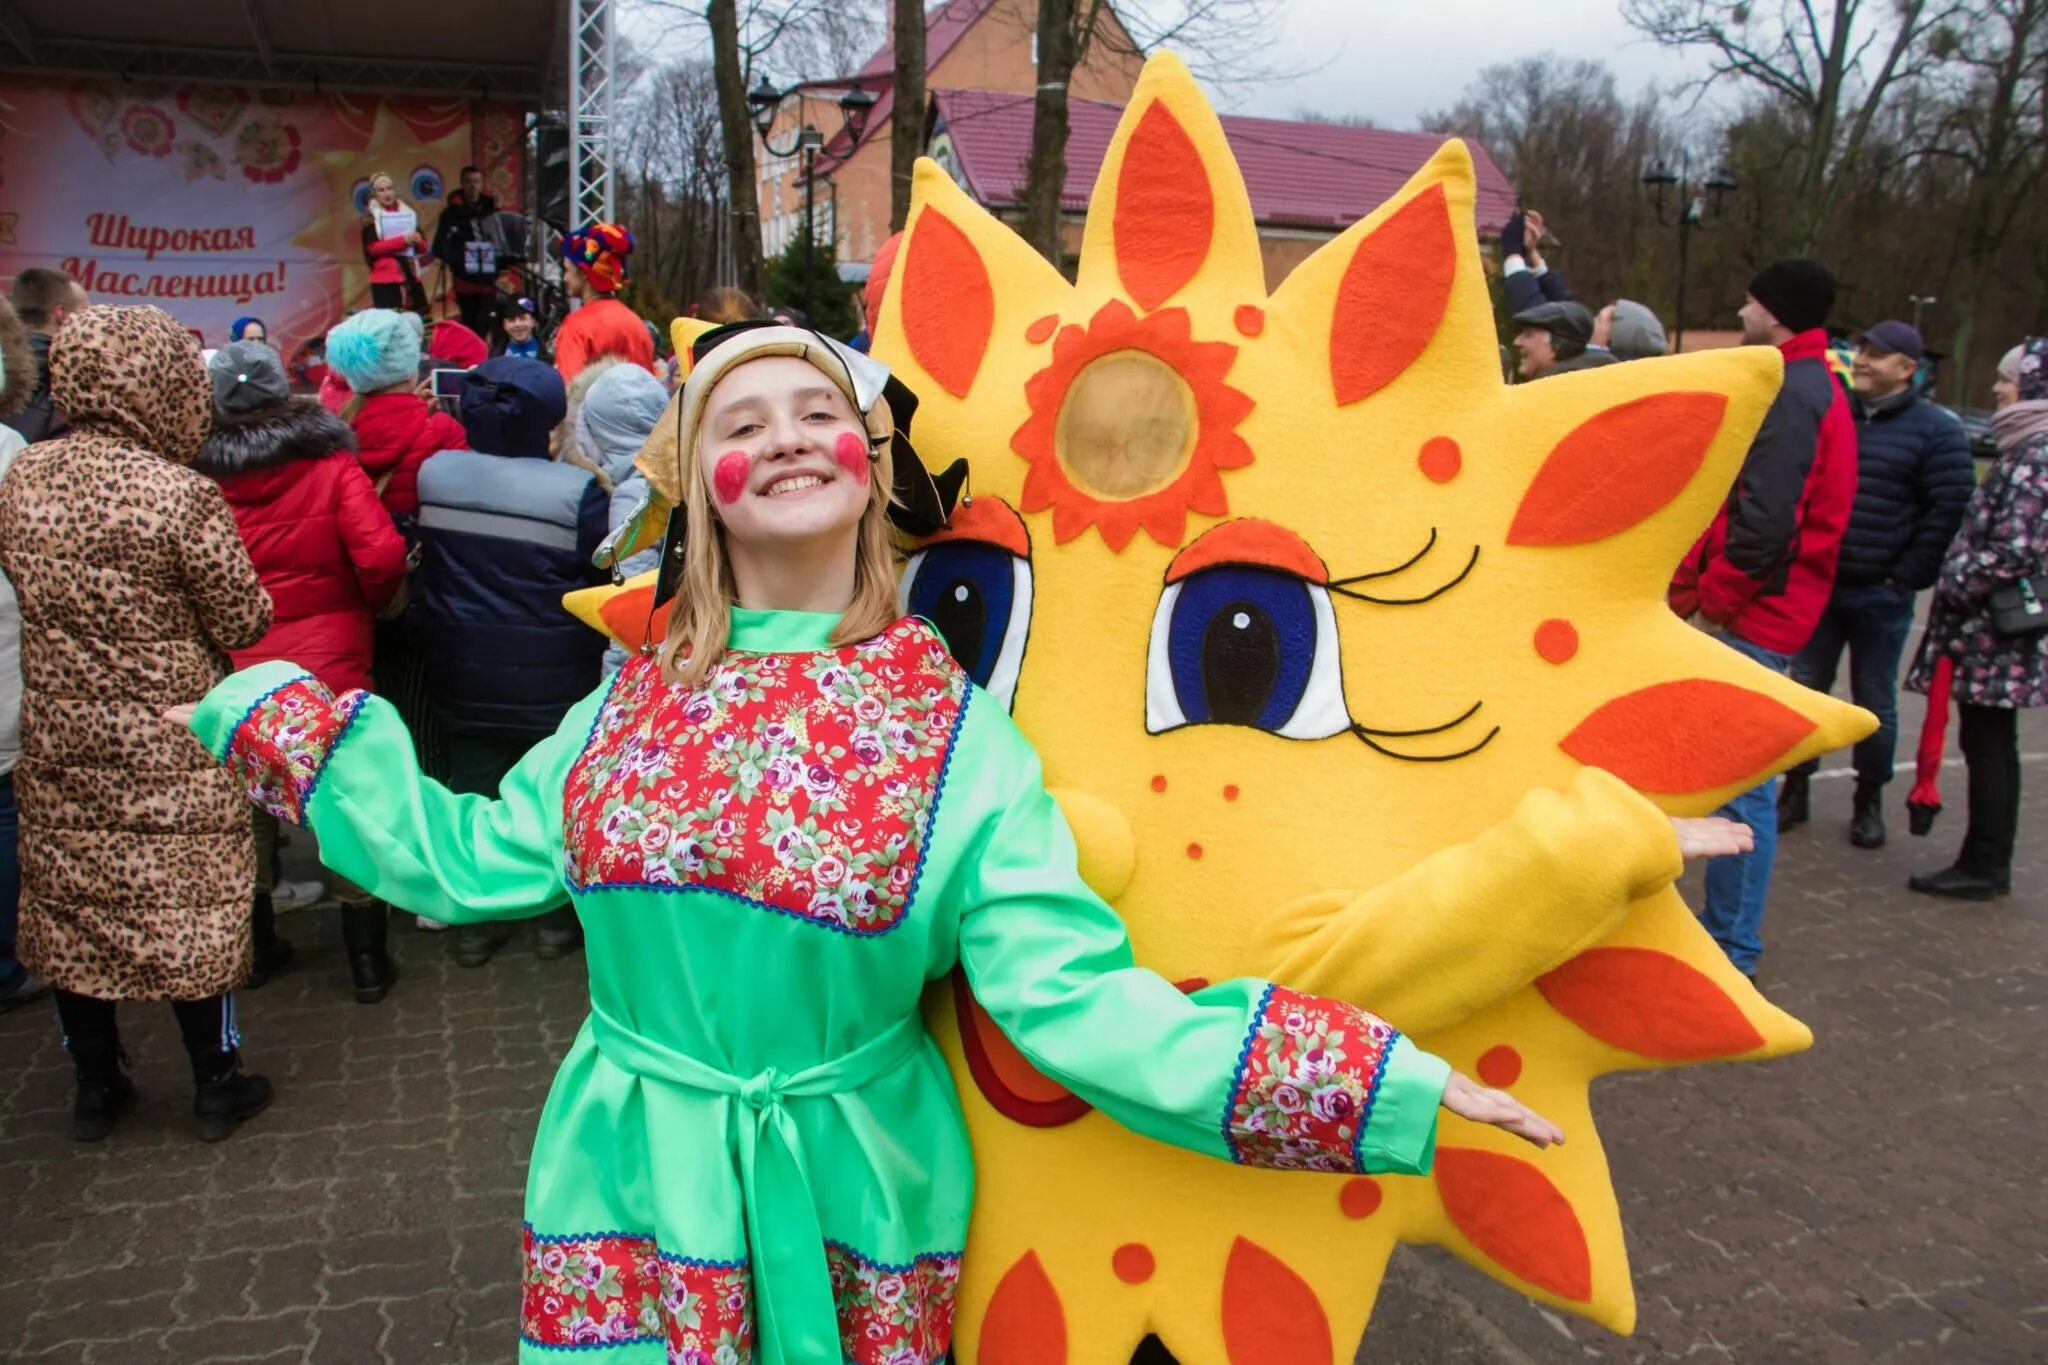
(826, 1242, 962, 1365)
(520, 1226, 753, 1359)
(222, 675, 368, 828)
(562, 619, 969, 935)
(1222, 984, 1399, 1173)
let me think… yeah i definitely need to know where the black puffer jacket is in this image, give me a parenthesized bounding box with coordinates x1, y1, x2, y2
(1832, 388, 1976, 589)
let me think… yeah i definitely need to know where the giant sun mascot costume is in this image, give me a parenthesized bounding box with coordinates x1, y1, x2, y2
(573, 53, 1872, 1365)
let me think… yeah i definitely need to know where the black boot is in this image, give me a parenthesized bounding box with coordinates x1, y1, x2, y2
(534, 906, 583, 961)
(341, 901, 398, 1004)
(71, 1045, 136, 1143)
(246, 892, 295, 989)
(450, 922, 511, 968)
(192, 1052, 273, 1143)
(1849, 782, 1886, 849)
(1777, 770, 1811, 831)
(1907, 866, 1998, 901)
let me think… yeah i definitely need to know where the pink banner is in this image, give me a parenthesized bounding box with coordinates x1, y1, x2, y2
(0, 78, 525, 372)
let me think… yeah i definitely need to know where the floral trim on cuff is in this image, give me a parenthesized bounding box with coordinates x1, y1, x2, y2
(1222, 984, 1399, 1174)
(826, 1241, 961, 1365)
(221, 675, 367, 828)
(520, 1225, 754, 1360)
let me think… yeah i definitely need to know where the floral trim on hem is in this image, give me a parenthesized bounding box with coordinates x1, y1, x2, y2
(222, 674, 361, 828)
(1221, 983, 1399, 1173)
(825, 1241, 961, 1365)
(520, 1225, 753, 1361)
(518, 1226, 963, 1364)
(561, 620, 969, 936)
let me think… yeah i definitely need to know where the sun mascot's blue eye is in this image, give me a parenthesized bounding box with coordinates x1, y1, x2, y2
(900, 542, 1034, 711)
(1146, 566, 1349, 739)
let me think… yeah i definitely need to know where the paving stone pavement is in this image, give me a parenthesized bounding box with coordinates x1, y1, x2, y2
(2, 705, 2042, 1364)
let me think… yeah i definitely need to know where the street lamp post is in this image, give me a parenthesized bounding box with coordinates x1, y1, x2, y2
(1908, 294, 1937, 332)
(1641, 152, 1737, 354)
(749, 76, 877, 321)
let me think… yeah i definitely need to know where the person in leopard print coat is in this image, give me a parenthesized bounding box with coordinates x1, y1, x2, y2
(0, 304, 279, 1143)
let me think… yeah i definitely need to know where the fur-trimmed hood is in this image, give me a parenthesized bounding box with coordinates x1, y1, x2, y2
(194, 397, 357, 478)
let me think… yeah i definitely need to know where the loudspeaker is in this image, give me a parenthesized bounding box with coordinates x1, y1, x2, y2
(536, 121, 570, 233)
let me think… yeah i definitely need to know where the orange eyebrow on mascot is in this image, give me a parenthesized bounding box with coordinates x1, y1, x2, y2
(576, 51, 1871, 1365)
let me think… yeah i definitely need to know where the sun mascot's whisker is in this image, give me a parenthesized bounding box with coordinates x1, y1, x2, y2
(1349, 701, 1500, 762)
(1329, 542, 1480, 606)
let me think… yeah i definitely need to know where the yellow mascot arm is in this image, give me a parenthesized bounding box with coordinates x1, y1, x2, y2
(1244, 767, 1682, 1037)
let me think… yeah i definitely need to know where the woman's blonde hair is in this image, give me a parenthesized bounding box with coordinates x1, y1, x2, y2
(656, 362, 902, 689)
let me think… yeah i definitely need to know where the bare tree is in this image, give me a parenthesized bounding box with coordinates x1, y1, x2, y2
(705, 0, 766, 298)
(631, 0, 878, 299)
(619, 59, 731, 314)
(1011, 0, 1302, 265)
(1624, 0, 1960, 250)
(1926, 0, 2048, 383)
(891, 0, 926, 232)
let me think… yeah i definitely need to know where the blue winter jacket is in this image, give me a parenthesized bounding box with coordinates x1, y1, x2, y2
(413, 448, 610, 733)
(1833, 388, 1976, 590)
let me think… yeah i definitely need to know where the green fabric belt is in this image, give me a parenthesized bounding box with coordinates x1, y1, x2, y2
(588, 1006, 925, 1365)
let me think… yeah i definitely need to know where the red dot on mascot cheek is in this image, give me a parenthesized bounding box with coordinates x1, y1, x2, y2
(1477, 1044, 1522, 1087)
(1419, 436, 1462, 483)
(1112, 1243, 1155, 1284)
(713, 452, 750, 505)
(1534, 619, 1579, 664)
(834, 431, 871, 485)
(1339, 1178, 1383, 1219)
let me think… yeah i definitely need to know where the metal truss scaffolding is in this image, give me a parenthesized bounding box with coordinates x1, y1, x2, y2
(567, 0, 617, 228)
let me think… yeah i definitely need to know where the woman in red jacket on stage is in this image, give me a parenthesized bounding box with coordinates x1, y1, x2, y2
(198, 341, 411, 1003)
(361, 171, 427, 313)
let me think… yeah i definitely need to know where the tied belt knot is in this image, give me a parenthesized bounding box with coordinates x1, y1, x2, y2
(587, 1006, 923, 1365)
(739, 1066, 784, 1111)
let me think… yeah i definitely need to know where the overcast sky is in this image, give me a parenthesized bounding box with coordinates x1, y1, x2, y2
(1215, 0, 1715, 126)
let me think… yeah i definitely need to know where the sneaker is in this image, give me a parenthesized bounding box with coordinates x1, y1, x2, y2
(271, 879, 326, 912)
(415, 915, 450, 932)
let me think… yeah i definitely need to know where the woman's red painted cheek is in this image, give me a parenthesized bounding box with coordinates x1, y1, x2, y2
(834, 431, 871, 485)
(714, 451, 750, 505)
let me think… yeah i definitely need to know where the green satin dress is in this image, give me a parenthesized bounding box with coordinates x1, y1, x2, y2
(191, 608, 1452, 1365)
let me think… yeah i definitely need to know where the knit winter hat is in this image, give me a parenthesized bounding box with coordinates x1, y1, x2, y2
(326, 309, 424, 394)
(1747, 259, 1835, 334)
(428, 318, 489, 369)
(576, 361, 669, 485)
(208, 340, 290, 416)
(1606, 300, 1668, 361)
(458, 355, 568, 459)
(2015, 337, 2048, 404)
(564, 223, 634, 293)
(229, 316, 265, 342)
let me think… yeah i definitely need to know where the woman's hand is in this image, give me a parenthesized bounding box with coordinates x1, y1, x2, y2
(1441, 1071, 1564, 1148)
(1671, 816, 1754, 859)
(163, 703, 197, 727)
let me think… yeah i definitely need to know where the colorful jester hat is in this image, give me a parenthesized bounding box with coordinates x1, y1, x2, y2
(865, 53, 1873, 1363)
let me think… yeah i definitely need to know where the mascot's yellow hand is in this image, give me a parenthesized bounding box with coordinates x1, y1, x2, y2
(1441, 1070, 1565, 1148)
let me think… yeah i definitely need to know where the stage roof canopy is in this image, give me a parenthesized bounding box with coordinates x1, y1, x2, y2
(0, 0, 563, 102)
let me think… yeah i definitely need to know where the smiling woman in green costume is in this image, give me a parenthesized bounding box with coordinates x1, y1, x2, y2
(178, 325, 1748, 1365)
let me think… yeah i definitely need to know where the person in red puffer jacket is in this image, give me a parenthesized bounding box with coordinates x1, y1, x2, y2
(198, 341, 410, 1005)
(1668, 258, 1858, 984)
(325, 308, 464, 520)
